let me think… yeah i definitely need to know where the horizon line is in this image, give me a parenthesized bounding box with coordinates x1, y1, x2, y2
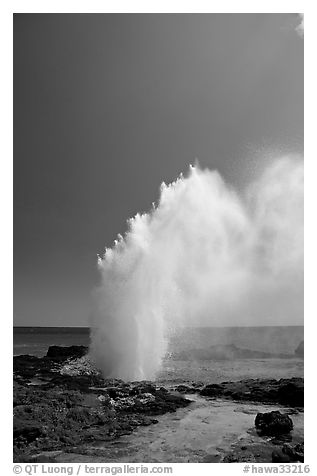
(13, 324, 304, 328)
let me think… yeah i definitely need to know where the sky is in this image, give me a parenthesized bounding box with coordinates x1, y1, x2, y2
(14, 13, 303, 327)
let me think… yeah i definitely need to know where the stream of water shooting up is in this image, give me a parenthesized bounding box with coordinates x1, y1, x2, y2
(90, 157, 303, 381)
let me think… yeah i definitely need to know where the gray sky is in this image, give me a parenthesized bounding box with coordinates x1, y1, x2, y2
(14, 14, 303, 326)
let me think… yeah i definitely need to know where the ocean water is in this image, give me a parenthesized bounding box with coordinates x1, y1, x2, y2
(13, 326, 303, 384)
(168, 326, 304, 354)
(13, 327, 90, 357)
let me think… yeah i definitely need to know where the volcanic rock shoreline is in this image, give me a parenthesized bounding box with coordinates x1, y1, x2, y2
(175, 377, 303, 407)
(13, 345, 304, 463)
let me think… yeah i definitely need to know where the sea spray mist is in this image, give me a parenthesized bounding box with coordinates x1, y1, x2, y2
(90, 157, 303, 381)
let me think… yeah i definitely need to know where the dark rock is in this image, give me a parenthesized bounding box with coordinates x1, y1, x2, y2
(13, 346, 304, 462)
(46, 374, 106, 392)
(222, 440, 282, 463)
(174, 384, 197, 393)
(200, 383, 224, 397)
(14, 422, 43, 446)
(282, 442, 304, 462)
(106, 386, 129, 398)
(159, 386, 169, 393)
(277, 379, 304, 407)
(255, 411, 293, 436)
(46, 346, 88, 361)
(13, 348, 192, 462)
(199, 378, 303, 407)
(271, 434, 293, 445)
(13, 355, 58, 382)
(129, 382, 157, 396)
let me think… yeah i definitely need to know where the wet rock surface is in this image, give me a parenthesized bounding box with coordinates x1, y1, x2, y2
(14, 346, 191, 462)
(46, 345, 89, 360)
(224, 441, 304, 464)
(14, 345, 304, 463)
(199, 377, 304, 407)
(255, 411, 293, 436)
(271, 442, 304, 463)
(281, 442, 304, 462)
(221, 410, 303, 463)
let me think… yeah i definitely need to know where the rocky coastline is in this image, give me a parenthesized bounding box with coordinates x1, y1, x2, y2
(14, 345, 304, 463)
(175, 376, 303, 407)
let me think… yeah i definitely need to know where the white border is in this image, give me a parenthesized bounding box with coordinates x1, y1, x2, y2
(3, 3, 313, 473)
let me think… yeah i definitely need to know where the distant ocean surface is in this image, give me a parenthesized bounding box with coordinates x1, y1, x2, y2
(13, 327, 90, 357)
(13, 326, 304, 384)
(14, 325, 304, 356)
